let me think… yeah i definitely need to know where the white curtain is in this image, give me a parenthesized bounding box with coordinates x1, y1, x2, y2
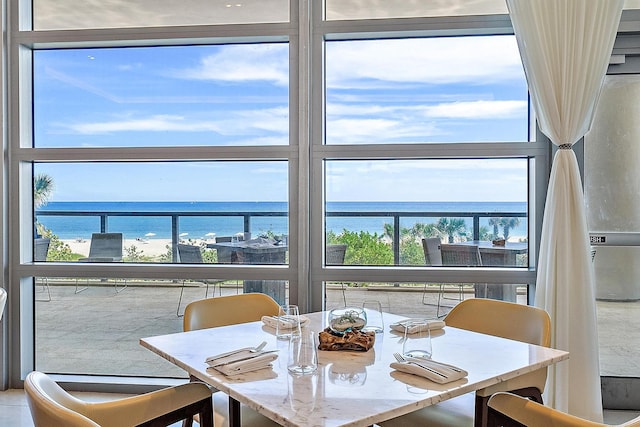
(506, 0, 623, 422)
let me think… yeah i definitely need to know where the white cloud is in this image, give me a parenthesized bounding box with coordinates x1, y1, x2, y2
(424, 100, 527, 119)
(60, 106, 288, 138)
(326, 159, 528, 202)
(326, 36, 523, 88)
(180, 44, 289, 86)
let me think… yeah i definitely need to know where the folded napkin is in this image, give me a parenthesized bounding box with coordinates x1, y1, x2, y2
(261, 315, 310, 330)
(390, 358, 467, 384)
(390, 319, 445, 334)
(205, 349, 278, 376)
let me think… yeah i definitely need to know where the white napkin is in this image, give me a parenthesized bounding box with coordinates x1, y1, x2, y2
(390, 358, 468, 384)
(205, 349, 278, 376)
(390, 319, 445, 334)
(261, 315, 310, 330)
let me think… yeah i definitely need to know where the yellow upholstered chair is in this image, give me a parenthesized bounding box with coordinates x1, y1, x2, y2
(183, 292, 280, 331)
(183, 293, 281, 427)
(381, 298, 551, 427)
(488, 392, 640, 427)
(24, 370, 213, 427)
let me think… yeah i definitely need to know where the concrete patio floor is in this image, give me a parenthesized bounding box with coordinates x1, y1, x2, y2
(33, 281, 639, 379)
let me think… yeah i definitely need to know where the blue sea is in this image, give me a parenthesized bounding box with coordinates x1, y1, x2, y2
(36, 201, 528, 240)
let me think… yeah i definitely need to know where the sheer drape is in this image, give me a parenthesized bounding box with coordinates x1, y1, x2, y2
(506, 0, 623, 422)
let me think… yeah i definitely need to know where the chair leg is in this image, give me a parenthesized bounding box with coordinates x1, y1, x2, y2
(114, 278, 127, 293)
(176, 281, 186, 317)
(341, 283, 347, 305)
(36, 278, 51, 302)
(436, 284, 449, 317)
(75, 278, 88, 294)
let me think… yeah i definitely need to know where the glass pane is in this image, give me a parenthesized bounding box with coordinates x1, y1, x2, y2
(35, 278, 288, 376)
(585, 74, 640, 379)
(33, 0, 289, 30)
(325, 0, 507, 21)
(34, 44, 289, 148)
(324, 159, 528, 267)
(34, 161, 289, 265)
(325, 281, 529, 317)
(325, 36, 528, 144)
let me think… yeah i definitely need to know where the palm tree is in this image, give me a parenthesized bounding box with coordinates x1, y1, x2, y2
(34, 173, 54, 208)
(434, 217, 467, 243)
(489, 217, 500, 239)
(488, 216, 521, 240)
(499, 217, 521, 241)
(34, 173, 54, 238)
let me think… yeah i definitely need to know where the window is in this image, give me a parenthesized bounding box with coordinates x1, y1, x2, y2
(8, 1, 544, 383)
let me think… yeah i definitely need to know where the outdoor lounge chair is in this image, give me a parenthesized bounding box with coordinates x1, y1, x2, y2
(77, 233, 126, 293)
(34, 238, 51, 301)
(421, 237, 443, 308)
(176, 244, 223, 317)
(437, 243, 485, 317)
(326, 244, 348, 304)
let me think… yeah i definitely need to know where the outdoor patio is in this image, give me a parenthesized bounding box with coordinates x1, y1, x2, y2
(33, 281, 639, 379)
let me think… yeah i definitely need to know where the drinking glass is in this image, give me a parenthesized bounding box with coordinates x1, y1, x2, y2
(361, 300, 384, 333)
(287, 330, 318, 374)
(402, 320, 432, 359)
(276, 304, 301, 340)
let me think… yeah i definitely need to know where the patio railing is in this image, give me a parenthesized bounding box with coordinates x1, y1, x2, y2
(35, 208, 526, 263)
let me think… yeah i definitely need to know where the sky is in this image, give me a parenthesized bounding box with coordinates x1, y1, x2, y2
(34, 35, 529, 204)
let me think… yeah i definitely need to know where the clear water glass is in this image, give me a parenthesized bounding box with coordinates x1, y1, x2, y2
(287, 330, 318, 374)
(276, 304, 301, 340)
(402, 319, 432, 359)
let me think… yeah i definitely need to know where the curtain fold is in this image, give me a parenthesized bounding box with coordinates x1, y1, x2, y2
(506, 0, 623, 422)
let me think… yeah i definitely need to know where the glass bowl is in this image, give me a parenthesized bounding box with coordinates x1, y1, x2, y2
(328, 307, 367, 334)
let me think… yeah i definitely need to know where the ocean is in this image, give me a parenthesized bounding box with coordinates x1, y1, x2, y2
(36, 201, 528, 240)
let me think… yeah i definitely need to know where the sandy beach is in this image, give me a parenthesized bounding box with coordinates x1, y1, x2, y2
(63, 238, 213, 259)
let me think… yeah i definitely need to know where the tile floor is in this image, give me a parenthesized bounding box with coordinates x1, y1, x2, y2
(2, 283, 638, 425)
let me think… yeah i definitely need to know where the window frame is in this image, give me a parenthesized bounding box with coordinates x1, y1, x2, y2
(3, 0, 549, 389)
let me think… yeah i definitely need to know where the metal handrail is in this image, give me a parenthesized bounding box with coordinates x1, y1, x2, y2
(35, 209, 526, 263)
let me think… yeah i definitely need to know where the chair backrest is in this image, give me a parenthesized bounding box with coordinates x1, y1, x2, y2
(488, 392, 623, 427)
(0, 288, 7, 321)
(445, 298, 551, 347)
(440, 244, 482, 267)
(422, 238, 443, 266)
(34, 238, 51, 262)
(177, 244, 204, 264)
(25, 371, 99, 427)
(183, 293, 280, 332)
(326, 244, 347, 265)
(88, 233, 123, 260)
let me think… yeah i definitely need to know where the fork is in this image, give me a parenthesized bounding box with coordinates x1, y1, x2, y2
(206, 341, 267, 363)
(393, 352, 448, 379)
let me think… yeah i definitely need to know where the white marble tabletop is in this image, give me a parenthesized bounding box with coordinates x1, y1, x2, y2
(140, 311, 569, 427)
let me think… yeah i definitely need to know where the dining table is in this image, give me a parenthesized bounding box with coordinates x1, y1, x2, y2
(206, 239, 288, 304)
(140, 310, 568, 427)
(446, 240, 529, 302)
